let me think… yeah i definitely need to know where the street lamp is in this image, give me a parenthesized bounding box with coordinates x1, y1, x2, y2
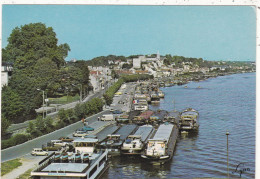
(37, 89, 45, 118)
(226, 130, 230, 179)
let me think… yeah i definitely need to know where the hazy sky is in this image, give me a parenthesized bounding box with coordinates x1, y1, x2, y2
(2, 5, 256, 61)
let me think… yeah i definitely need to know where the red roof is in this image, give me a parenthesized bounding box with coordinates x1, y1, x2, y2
(90, 71, 102, 75)
(140, 111, 154, 119)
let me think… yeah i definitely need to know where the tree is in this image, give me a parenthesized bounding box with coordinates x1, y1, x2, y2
(58, 109, 69, 123)
(1, 116, 11, 136)
(1, 86, 25, 123)
(4, 23, 70, 68)
(33, 57, 60, 96)
(2, 23, 70, 122)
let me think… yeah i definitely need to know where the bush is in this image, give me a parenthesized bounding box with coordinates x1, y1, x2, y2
(1, 134, 31, 149)
(1, 139, 15, 149)
(12, 134, 30, 145)
(55, 120, 66, 129)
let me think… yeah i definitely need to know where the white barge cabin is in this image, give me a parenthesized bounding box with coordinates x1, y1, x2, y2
(141, 123, 178, 162)
(31, 138, 109, 179)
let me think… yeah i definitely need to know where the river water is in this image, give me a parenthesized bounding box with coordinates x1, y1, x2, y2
(103, 72, 255, 179)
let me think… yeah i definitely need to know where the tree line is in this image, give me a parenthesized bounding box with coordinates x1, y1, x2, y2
(1, 97, 103, 149)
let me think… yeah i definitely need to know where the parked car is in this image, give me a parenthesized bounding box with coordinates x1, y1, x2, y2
(83, 126, 94, 131)
(31, 148, 48, 156)
(113, 110, 123, 114)
(110, 108, 115, 112)
(51, 140, 69, 147)
(59, 137, 74, 142)
(73, 130, 88, 137)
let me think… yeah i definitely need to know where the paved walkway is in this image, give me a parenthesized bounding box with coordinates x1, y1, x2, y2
(2, 156, 43, 179)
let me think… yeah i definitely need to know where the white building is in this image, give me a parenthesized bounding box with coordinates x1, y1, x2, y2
(133, 58, 141, 69)
(1, 65, 13, 87)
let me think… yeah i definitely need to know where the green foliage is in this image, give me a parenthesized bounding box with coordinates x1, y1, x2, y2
(1, 116, 11, 136)
(2, 23, 71, 123)
(74, 103, 85, 119)
(122, 63, 133, 69)
(85, 55, 126, 66)
(1, 134, 31, 149)
(17, 168, 34, 179)
(1, 158, 22, 176)
(26, 121, 35, 134)
(1, 86, 25, 123)
(58, 109, 69, 122)
(26, 116, 54, 138)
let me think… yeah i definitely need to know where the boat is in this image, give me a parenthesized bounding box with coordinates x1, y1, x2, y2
(132, 110, 154, 124)
(150, 92, 160, 104)
(121, 125, 155, 155)
(31, 138, 109, 179)
(99, 124, 138, 155)
(141, 123, 179, 163)
(133, 99, 149, 111)
(158, 90, 165, 98)
(179, 108, 199, 132)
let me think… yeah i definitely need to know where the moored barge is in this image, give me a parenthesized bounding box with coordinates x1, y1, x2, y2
(121, 125, 155, 155)
(141, 123, 179, 164)
(31, 138, 109, 179)
(99, 124, 138, 155)
(179, 108, 199, 132)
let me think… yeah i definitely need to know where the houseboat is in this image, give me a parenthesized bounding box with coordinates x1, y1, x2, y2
(133, 99, 149, 111)
(150, 92, 160, 104)
(158, 90, 165, 98)
(31, 138, 109, 179)
(179, 108, 199, 132)
(141, 123, 179, 163)
(121, 125, 155, 155)
(99, 124, 138, 155)
(132, 110, 154, 124)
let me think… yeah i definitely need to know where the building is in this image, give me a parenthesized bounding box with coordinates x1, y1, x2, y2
(1, 63, 13, 87)
(133, 58, 141, 69)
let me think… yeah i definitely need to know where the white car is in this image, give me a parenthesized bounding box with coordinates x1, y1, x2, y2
(51, 140, 69, 147)
(31, 148, 48, 156)
(73, 130, 88, 137)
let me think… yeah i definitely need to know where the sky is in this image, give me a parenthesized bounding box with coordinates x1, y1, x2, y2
(2, 5, 256, 61)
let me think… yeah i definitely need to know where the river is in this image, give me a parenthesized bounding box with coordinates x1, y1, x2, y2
(103, 72, 255, 178)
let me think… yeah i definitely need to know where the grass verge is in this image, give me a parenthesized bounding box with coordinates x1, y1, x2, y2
(1, 158, 22, 176)
(17, 168, 33, 179)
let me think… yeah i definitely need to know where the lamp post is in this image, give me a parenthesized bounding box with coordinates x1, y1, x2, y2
(226, 130, 230, 179)
(37, 89, 45, 118)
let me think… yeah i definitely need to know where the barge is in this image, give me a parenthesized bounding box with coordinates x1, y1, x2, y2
(179, 108, 199, 132)
(141, 123, 179, 164)
(132, 110, 154, 124)
(99, 124, 138, 155)
(121, 125, 155, 155)
(31, 138, 109, 179)
(150, 92, 160, 104)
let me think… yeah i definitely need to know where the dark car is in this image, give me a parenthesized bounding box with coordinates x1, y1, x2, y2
(113, 110, 123, 114)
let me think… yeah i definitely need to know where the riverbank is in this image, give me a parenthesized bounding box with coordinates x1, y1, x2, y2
(157, 70, 255, 87)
